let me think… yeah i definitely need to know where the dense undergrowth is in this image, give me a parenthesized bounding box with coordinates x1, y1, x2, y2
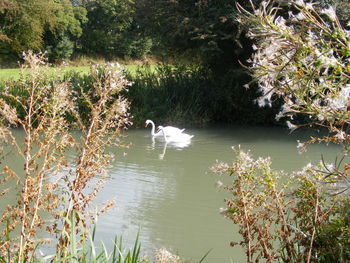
(0, 63, 279, 128)
(127, 64, 280, 127)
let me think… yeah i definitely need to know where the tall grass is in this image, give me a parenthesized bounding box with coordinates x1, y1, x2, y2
(0, 52, 131, 262)
(1, 212, 143, 263)
(127, 64, 279, 127)
(1, 63, 280, 131)
(59, 214, 142, 263)
(127, 64, 214, 127)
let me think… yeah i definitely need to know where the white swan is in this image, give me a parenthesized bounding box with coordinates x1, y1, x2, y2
(158, 126, 193, 142)
(145, 120, 184, 137)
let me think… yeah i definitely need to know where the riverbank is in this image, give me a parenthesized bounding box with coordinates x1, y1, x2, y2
(0, 62, 281, 129)
(0, 64, 152, 81)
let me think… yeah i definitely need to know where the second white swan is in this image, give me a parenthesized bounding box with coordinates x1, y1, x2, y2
(158, 126, 193, 142)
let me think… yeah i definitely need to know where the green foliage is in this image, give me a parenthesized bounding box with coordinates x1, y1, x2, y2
(127, 64, 278, 127)
(215, 0, 350, 262)
(81, 0, 152, 59)
(145, 0, 231, 58)
(212, 149, 349, 262)
(0, 0, 52, 53)
(143, 0, 261, 67)
(0, 0, 87, 61)
(314, 198, 350, 262)
(1, 61, 278, 127)
(126, 64, 213, 127)
(117, 35, 153, 59)
(47, 36, 74, 61)
(43, 0, 88, 61)
(54, 213, 143, 263)
(1, 211, 144, 263)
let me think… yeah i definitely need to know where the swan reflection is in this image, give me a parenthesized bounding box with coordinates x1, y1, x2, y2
(158, 138, 192, 160)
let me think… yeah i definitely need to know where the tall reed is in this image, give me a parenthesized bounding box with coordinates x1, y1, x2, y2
(212, 148, 340, 262)
(126, 64, 213, 127)
(0, 52, 131, 262)
(126, 63, 278, 127)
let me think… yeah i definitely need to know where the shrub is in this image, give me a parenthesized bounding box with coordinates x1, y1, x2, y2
(0, 51, 130, 261)
(48, 36, 75, 62)
(213, 0, 350, 262)
(212, 148, 342, 262)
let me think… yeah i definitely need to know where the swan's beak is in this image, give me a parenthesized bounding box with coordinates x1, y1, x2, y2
(145, 123, 148, 127)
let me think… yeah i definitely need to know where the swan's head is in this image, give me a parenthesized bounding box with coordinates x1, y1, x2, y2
(145, 119, 152, 127)
(157, 125, 164, 132)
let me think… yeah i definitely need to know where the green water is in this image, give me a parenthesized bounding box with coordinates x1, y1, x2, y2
(93, 126, 342, 262)
(0, 126, 343, 262)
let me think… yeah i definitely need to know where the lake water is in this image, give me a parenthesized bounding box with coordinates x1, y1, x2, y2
(93, 126, 342, 262)
(0, 126, 343, 262)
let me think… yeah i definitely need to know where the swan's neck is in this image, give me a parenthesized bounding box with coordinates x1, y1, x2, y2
(150, 121, 156, 136)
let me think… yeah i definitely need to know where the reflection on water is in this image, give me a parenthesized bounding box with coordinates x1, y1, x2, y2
(0, 126, 344, 262)
(151, 136, 192, 160)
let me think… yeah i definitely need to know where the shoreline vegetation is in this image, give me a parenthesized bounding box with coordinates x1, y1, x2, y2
(0, 52, 194, 263)
(211, 1, 350, 262)
(0, 59, 280, 128)
(0, 63, 154, 81)
(1, 0, 350, 262)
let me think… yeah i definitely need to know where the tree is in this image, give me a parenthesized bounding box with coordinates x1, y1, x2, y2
(0, 0, 87, 61)
(43, 0, 87, 61)
(0, 0, 14, 42)
(0, 0, 56, 54)
(81, 0, 153, 59)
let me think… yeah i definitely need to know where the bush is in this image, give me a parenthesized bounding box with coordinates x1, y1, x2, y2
(212, 1, 350, 262)
(49, 36, 75, 61)
(126, 64, 213, 127)
(0, 52, 130, 261)
(116, 36, 153, 59)
(213, 148, 349, 262)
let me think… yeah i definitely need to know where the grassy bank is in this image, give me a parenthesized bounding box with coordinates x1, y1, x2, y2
(0, 64, 147, 81)
(0, 62, 279, 127)
(0, 66, 89, 80)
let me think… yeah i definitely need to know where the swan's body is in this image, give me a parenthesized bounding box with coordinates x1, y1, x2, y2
(145, 120, 184, 137)
(157, 125, 185, 136)
(158, 126, 193, 142)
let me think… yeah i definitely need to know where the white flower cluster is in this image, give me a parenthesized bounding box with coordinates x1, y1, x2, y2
(239, 0, 350, 145)
(155, 248, 180, 263)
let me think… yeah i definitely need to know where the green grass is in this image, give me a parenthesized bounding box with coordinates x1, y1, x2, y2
(0, 65, 148, 81)
(0, 68, 24, 80)
(0, 66, 89, 81)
